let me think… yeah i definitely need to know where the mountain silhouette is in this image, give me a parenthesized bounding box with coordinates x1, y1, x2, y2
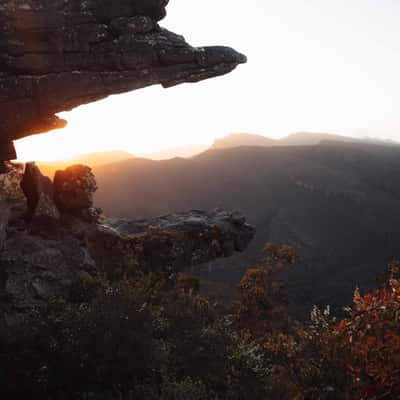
(138, 144, 209, 160)
(211, 131, 396, 150)
(38, 151, 134, 178)
(212, 133, 277, 149)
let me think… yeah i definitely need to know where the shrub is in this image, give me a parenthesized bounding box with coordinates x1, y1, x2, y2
(1, 280, 156, 398)
(236, 242, 299, 333)
(333, 261, 400, 399)
(0, 275, 271, 399)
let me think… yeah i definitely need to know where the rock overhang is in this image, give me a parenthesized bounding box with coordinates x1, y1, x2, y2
(0, 0, 247, 160)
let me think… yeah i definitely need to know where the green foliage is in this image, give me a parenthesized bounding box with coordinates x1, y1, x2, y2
(262, 313, 351, 400)
(1, 280, 156, 398)
(176, 273, 200, 294)
(236, 243, 299, 333)
(0, 274, 270, 399)
(68, 270, 104, 303)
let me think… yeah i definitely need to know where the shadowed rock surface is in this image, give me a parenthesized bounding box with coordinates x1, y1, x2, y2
(105, 209, 253, 250)
(0, 163, 255, 325)
(20, 162, 59, 220)
(54, 164, 100, 222)
(101, 209, 255, 270)
(0, 208, 255, 324)
(0, 2, 250, 324)
(0, 0, 246, 159)
(0, 162, 24, 201)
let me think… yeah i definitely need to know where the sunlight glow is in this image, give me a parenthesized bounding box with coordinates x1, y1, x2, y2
(15, 0, 400, 162)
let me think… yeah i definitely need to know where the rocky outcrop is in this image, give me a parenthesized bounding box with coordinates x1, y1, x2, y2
(20, 162, 59, 220)
(0, 163, 25, 250)
(95, 209, 255, 274)
(0, 162, 24, 201)
(0, 0, 246, 159)
(54, 164, 100, 222)
(19, 163, 100, 221)
(0, 163, 255, 324)
(0, 205, 255, 324)
(0, 1, 250, 324)
(1, 227, 96, 325)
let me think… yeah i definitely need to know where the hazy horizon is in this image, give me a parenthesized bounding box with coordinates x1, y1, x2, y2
(27, 130, 400, 164)
(16, 0, 400, 161)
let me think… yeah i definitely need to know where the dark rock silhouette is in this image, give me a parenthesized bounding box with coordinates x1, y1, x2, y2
(0, 162, 24, 201)
(54, 164, 100, 222)
(103, 209, 255, 268)
(0, 163, 255, 325)
(20, 162, 59, 220)
(0, 0, 246, 160)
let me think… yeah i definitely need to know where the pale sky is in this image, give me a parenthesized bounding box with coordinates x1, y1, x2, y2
(16, 0, 400, 161)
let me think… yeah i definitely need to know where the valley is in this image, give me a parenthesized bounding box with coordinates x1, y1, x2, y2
(91, 140, 400, 315)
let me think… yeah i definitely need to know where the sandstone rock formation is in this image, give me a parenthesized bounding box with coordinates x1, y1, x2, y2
(0, 201, 255, 325)
(20, 162, 59, 220)
(0, 163, 255, 324)
(0, 2, 252, 326)
(0, 162, 24, 201)
(54, 164, 100, 222)
(100, 209, 255, 273)
(0, 0, 246, 160)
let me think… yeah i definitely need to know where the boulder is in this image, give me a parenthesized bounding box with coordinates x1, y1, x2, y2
(53, 165, 99, 222)
(20, 162, 59, 220)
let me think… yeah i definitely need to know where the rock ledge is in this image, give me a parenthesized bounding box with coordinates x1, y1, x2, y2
(0, 0, 246, 159)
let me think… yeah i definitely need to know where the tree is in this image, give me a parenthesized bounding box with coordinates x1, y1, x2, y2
(236, 242, 299, 334)
(334, 261, 400, 399)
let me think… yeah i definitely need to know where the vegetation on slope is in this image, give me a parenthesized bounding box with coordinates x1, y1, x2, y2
(92, 142, 400, 315)
(1, 243, 399, 399)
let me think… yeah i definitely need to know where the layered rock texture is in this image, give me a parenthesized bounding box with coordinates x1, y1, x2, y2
(0, 0, 246, 159)
(54, 164, 100, 221)
(0, 2, 251, 324)
(0, 163, 255, 324)
(20, 162, 59, 220)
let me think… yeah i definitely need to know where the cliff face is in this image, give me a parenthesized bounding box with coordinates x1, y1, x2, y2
(0, 162, 255, 325)
(0, 3, 252, 325)
(0, 166, 255, 329)
(0, 0, 246, 160)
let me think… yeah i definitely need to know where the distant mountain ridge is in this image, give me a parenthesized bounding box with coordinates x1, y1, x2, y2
(279, 132, 357, 146)
(138, 144, 209, 160)
(212, 131, 399, 149)
(36, 132, 399, 179)
(38, 151, 134, 178)
(212, 133, 277, 149)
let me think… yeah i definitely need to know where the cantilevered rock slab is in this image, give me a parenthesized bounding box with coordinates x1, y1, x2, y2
(0, 0, 246, 159)
(100, 209, 255, 273)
